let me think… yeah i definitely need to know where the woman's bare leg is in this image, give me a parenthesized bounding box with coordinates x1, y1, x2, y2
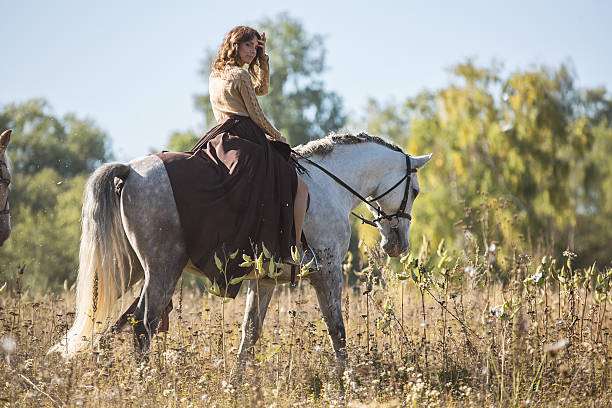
(294, 174, 309, 252)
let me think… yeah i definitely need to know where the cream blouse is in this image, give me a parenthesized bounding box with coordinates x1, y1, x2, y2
(209, 58, 282, 139)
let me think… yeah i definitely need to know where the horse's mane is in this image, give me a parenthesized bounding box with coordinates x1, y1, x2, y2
(293, 132, 404, 158)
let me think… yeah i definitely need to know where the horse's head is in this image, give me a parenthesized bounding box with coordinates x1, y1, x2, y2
(368, 153, 431, 257)
(0, 130, 12, 246)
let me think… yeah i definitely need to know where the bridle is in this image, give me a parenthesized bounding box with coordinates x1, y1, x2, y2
(292, 150, 417, 229)
(0, 158, 10, 216)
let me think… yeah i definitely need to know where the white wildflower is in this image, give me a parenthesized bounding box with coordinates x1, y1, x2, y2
(1, 335, 16, 360)
(464, 266, 476, 277)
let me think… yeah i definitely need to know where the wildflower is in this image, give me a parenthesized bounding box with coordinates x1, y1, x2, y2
(1, 335, 16, 356)
(464, 266, 476, 278)
(1, 335, 16, 365)
(51, 375, 64, 386)
(490, 305, 504, 317)
(221, 380, 235, 395)
(488, 243, 496, 252)
(562, 250, 576, 258)
(459, 385, 472, 396)
(544, 338, 569, 358)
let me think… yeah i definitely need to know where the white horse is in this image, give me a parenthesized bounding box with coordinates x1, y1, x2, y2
(49, 132, 431, 379)
(0, 130, 12, 246)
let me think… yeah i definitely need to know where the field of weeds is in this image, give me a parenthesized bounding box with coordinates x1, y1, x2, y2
(0, 243, 610, 407)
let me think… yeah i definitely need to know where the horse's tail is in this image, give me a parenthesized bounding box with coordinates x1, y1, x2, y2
(49, 163, 133, 357)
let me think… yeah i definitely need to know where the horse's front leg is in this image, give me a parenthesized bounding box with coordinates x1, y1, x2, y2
(310, 266, 347, 379)
(231, 279, 275, 383)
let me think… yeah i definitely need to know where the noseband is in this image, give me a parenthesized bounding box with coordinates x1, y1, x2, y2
(352, 154, 416, 228)
(0, 158, 10, 216)
(292, 150, 417, 229)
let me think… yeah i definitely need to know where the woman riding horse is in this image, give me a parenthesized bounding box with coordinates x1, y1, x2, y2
(158, 26, 309, 297)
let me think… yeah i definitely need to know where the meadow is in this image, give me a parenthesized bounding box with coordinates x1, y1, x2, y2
(1, 237, 610, 407)
(2, 8, 612, 407)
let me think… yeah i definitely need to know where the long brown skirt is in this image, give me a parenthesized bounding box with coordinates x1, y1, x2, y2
(156, 117, 297, 297)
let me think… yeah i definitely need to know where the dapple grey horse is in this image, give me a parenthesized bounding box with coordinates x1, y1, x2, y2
(50, 132, 431, 379)
(0, 130, 12, 246)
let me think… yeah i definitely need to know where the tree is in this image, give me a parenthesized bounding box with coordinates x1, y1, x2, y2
(0, 99, 110, 179)
(191, 12, 346, 146)
(360, 60, 612, 268)
(166, 130, 200, 152)
(0, 99, 112, 289)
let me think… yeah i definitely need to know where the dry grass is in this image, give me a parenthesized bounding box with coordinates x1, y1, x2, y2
(0, 247, 610, 407)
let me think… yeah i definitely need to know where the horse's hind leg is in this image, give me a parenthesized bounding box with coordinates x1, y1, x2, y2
(131, 261, 184, 355)
(231, 280, 275, 382)
(120, 155, 188, 356)
(112, 291, 173, 334)
(124, 231, 187, 355)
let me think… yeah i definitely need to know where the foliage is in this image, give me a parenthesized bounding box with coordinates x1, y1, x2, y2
(0, 99, 112, 289)
(166, 129, 199, 152)
(0, 99, 110, 178)
(360, 60, 612, 269)
(191, 12, 346, 146)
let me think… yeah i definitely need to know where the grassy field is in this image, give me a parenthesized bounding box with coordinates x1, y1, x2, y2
(0, 244, 610, 407)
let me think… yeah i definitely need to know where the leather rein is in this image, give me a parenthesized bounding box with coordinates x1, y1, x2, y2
(291, 150, 417, 229)
(0, 158, 10, 216)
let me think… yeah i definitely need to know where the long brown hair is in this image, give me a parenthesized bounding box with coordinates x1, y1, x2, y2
(212, 26, 263, 78)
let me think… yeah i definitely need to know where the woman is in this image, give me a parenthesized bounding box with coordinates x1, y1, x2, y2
(158, 26, 309, 297)
(207, 26, 309, 257)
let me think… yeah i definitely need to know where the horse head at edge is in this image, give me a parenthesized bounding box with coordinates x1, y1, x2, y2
(0, 129, 12, 246)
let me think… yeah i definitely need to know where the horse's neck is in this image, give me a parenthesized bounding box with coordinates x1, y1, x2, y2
(313, 143, 398, 212)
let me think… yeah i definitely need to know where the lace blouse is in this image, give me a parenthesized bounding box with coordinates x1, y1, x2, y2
(209, 58, 282, 139)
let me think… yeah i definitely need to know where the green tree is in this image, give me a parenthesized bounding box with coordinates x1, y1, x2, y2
(361, 60, 612, 268)
(0, 99, 110, 179)
(0, 99, 112, 289)
(572, 88, 612, 264)
(191, 12, 346, 146)
(166, 130, 199, 152)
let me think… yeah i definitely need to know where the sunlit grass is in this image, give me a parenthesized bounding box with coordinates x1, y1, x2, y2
(0, 242, 610, 407)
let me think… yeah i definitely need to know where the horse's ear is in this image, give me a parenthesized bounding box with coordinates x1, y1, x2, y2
(0, 130, 12, 148)
(411, 154, 432, 169)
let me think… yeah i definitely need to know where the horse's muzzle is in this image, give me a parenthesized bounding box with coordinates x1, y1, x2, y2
(382, 240, 408, 258)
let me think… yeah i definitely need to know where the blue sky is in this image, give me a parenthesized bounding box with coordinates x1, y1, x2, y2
(2, 0, 611, 160)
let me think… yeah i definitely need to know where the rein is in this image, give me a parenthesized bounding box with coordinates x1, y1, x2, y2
(291, 150, 416, 228)
(0, 158, 10, 216)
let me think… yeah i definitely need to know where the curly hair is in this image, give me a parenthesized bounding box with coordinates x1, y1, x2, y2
(212, 26, 263, 78)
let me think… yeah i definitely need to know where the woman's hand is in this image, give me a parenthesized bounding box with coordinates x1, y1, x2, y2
(258, 32, 267, 56)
